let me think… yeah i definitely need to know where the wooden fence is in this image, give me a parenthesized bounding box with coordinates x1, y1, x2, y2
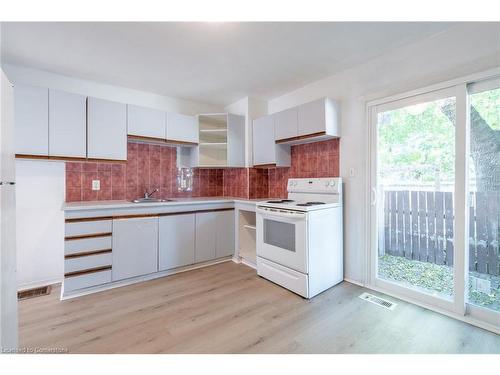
(380, 190, 499, 276)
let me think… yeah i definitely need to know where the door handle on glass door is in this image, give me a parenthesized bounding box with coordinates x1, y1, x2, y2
(371, 187, 377, 206)
(0, 181, 15, 186)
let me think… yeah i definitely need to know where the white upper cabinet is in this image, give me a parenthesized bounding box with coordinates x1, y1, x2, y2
(274, 107, 298, 141)
(87, 97, 127, 161)
(127, 104, 166, 140)
(49, 89, 86, 158)
(166, 112, 199, 144)
(252, 115, 275, 166)
(272, 98, 339, 145)
(297, 97, 339, 138)
(14, 84, 49, 156)
(253, 114, 290, 167)
(226, 113, 245, 167)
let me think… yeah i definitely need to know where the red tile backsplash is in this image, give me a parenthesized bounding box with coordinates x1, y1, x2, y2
(267, 138, 340, 198)
(65, 138, 339, 202)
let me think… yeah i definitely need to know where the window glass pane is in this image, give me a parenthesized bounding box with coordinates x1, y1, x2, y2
(467, 82, 500, 313)
(377, 96, 456, 300)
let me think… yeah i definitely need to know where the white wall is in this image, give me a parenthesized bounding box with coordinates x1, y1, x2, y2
(267, 23, 500, 285)
(2, 63, 223, 115)
(15, 160, 65, 290)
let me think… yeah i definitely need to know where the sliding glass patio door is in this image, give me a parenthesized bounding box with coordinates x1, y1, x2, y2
(369, 75, 499, 329)
(372, 88, 457, 309)
(467, 78, 500, 317)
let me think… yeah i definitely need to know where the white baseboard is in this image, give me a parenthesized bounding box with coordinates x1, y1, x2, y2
(343, 277, 365, 287)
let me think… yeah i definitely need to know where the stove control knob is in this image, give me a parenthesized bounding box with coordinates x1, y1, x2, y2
(329, 180, 336, 187)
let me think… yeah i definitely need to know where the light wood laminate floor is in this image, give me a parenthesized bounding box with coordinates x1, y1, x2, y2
(19, 262, 500, 353)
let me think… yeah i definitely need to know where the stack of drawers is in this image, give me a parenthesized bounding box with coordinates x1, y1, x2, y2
(64, 217, 113, 293)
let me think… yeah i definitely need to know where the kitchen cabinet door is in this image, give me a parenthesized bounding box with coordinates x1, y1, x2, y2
(166, 112, 199, 144)
(252, 115, 275, 166)
(195, 211, 217, 263)
(127, 104, 166, 140)
(226, 113, 245, 167)
(49, 89, 86, 158)
(14, 84, 49, 156)
(274, 107, 298, 141)
(297, 97, 326, 137)
(215, 210, 235, 258)
(159, 213, 195, 270)
(112, 217, 158, 281)
(87, 97, 127, 161)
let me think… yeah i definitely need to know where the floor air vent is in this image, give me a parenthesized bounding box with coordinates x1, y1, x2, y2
(18, 285, 52, 300)
(359, 292, 396, 310)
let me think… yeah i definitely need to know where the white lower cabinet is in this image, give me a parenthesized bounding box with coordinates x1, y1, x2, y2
(195, 210, 235, 262)
(112, 217, 159, 281)
(63, 208, 236, 297)
(159, 213, 195, 270)
(195, 212, 217, 263)
(216, 210, 235, 258)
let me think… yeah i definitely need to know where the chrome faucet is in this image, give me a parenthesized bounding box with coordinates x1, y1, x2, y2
(144, 188, 159, 199)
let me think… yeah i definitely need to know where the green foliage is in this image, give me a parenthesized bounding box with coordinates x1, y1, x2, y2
(377, 88, 499, 186)
(378, 98, 456, 185)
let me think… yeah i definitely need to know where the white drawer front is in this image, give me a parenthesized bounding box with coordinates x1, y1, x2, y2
(65, 220, 112, 237)
(64, 270, 112, 293)
(257, 257, 308, 298)
(65, 236, 112, 255)
(65, 252, 112, 273)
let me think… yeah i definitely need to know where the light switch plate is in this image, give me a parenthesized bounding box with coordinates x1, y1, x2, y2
(92, 180, 100, 191)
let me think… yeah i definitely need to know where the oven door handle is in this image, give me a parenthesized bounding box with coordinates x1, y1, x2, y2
(256, 207, 307, 220)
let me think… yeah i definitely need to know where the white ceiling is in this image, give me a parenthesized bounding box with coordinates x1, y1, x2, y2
(1, 22, 457, 106)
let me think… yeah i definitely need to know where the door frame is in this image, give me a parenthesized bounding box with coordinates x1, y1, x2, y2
(366, 67, 500, 334)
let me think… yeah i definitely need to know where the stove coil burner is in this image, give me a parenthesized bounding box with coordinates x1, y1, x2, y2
(266, 199, 295, 204)
(296, 201, 326, 206)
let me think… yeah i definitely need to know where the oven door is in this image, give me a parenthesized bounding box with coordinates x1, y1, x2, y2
(256, 207, 308, 273)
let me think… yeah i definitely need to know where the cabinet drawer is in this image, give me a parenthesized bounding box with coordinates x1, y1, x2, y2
(65, 252, 112, 273)
(65, 219, 112, 237)
(257, 257, 308, 297)
(64, 270, 112, 293)
(65, 236, 112, 255)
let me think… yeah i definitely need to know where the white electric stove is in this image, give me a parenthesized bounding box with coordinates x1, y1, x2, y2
(256, 178, 343, 298)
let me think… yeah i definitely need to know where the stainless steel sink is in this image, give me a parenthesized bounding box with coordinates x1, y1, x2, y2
(131, 198, 174, 203)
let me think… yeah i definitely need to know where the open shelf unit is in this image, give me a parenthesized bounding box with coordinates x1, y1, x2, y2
(198, 114, 228, 167)
(238, 210, 256, 264)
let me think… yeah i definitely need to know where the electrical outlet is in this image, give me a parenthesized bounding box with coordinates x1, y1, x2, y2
(92, 180, 100, 191)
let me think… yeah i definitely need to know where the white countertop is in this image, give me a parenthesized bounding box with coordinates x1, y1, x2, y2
(62, 197, 271, 211)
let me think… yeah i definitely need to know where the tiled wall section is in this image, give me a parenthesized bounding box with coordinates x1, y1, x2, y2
(268, 138, 340, 198)
(65, 138, 339, 202)
(66, 142, 224, 202)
